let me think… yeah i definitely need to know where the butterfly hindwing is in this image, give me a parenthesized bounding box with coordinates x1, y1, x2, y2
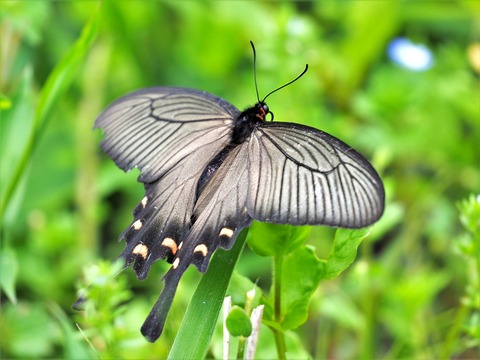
(140, 145, 252, 341)
(95, 88, 241, 279)
(190, 145, 253, 269)
(118, 151, 207, 279)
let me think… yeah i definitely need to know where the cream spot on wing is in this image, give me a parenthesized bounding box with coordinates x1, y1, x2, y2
(178, 241, 183, 250)
(132, 244, 148, 259)
(219, 227, 234, 238)
(161, 237, 178, 255)
(172, 258, 180, 269)
(141, 196, 148, 208)
(193, 244, 208, 257)
(132, 219, 142, 230)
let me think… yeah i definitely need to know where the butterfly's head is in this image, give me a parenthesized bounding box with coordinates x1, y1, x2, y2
(255, 101, 273, 121)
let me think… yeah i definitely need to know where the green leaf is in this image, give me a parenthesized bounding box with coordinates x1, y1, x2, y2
(0, 68, 35, 225)
(226, 306, 252, 337)
(281, 246, 322, 330)
(247, 222, 312, 257)
(0, 248, 18, 304)
(280, 228, 371, 330)
(321, 227, 371, 280)
(168, 229, 248, 360)
(227, 272, 262, 307)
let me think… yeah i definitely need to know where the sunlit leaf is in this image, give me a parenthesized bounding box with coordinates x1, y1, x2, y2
(247, 222, 312, 257)
(281, 228, 370, 330)
(321, 228, 371, 280)
(0, 93, 12, 110)
(281, 246, 322, 330)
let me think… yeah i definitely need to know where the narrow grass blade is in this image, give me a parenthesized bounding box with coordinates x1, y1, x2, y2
(0, 5, 101, 219)
(168, 229, 248, 359)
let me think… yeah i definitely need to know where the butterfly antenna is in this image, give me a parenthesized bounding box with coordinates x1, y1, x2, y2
(250, 41, 261, 102)
(262, 64, 308, 102)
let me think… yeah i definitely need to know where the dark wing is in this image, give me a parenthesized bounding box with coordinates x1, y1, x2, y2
(94, 87, 240, 279)
(140, 145, 253, 341)
(247, 122, 385, 228)
(95, 87, 239, 183)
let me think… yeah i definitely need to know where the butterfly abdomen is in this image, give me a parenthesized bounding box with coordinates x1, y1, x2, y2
(196, 143, 238, 199)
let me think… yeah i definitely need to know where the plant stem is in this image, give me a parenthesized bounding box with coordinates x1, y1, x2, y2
(360, 238, 374, 359)
(273, 254, 287, 360)
(237, 337, 246, 359)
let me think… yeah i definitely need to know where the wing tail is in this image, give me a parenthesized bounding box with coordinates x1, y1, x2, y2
(140, 260, 187, 342)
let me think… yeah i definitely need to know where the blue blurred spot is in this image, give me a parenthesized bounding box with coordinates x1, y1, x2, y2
(388, 38, 433, 71)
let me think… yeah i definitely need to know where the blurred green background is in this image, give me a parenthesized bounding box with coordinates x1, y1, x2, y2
(1, 1, 479, 359)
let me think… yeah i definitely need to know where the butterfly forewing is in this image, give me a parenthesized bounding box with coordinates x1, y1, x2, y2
(248, 122, 384, 228)
(95, 87, 239, 183)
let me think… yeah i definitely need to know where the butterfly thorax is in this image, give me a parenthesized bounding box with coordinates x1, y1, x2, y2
(196, 102, 268, 199)
(231, 102, 268, 144)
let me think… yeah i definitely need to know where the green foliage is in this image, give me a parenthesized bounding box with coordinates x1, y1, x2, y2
(247, 222, 311, 257)
(451, 195, 480, 352)
(1, 1, 479, 359)
(226, 306, 252, 338)
(168, 230, 247, 360)
(247, 225, 369, 357)
(0, 247, 18, 304)
(0, 3, 100, 219)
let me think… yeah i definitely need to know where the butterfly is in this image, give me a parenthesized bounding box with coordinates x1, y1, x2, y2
(94, 42, 385, 342)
